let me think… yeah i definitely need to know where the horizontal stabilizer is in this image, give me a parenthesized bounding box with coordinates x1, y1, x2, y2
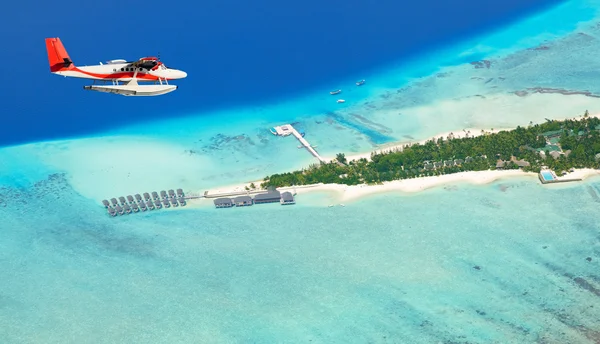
(83, 84, 178, 96)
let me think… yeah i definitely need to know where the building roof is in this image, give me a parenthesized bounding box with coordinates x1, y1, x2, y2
(254, 191, 281, 200)
(233, 196, 252, 202)
(514, 160, 530, 167)
(281, 192, 294, 201)
(542, 129, 562, 137)
(213, 198, 231, 204)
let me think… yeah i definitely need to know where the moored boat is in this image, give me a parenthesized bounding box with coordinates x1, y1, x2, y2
(330, 89, 341, 95)
(356, 79, 365, 86)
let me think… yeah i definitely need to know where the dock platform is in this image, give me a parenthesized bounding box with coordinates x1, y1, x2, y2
(271, 124, 325, 163)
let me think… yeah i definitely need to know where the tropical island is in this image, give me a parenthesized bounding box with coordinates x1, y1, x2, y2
(261, 112, 600, 188)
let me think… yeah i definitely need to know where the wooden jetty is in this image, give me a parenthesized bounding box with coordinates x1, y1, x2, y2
(271, 124, 325, 163)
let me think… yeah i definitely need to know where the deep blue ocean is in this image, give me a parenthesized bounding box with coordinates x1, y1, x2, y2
(1, 0, 565, 147)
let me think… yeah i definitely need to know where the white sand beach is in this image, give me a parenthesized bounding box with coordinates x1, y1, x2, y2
(193, 111, 600, 205)
(195, 168, 600, 206)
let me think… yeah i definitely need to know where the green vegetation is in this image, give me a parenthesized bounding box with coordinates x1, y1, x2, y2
(261, 113, 600, 188)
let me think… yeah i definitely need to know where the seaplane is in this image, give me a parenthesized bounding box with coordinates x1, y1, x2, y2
(45, 37, 187, 96)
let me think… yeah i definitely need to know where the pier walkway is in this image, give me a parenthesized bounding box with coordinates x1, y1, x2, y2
(272, 124, 325, 163)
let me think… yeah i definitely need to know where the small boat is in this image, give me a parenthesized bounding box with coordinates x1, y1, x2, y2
(269, 127, 278, 135)
(330, 89, 342, 95)
(337, 99, 345, 103)
(356, 79, 365, 86)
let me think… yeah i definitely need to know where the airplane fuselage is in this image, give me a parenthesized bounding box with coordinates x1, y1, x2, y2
(54, 62, 187, 82)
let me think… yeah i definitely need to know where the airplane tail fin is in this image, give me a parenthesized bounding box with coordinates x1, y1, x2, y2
(45, 37, 75, 72)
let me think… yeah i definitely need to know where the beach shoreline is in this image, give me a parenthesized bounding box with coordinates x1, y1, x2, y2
(193, 168, 600, 207)
(196, 113, 600, 204)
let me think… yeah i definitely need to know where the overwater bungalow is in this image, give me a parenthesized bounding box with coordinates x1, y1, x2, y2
(170, 198, 178, 207)
(131, 203, 140, 212)
(162, 199, 170, 208)
(214, 198, 233, 208)
(107, 207, 117, 217)
(178, 198, 186, 206)
(135, 194, 143, 202)
(233, 196, 253, 207)
(126, 195, 134, 203)
(102, 199, 110, 208)
(119, 196, 127, 205)
(115, 205, 124, 215)
(168, 189, 176, 198)
(123, 204, 132, 214)
(254, 190, 281, 204)
(111, 198, 118, 206)
(151, 191, 159, 200)
(146, 200, 155, 210)
(143, 192, 151, 201)
(280, 191, 295, 205)
(139, 202, 147, 211)
(154, 200, 162, 209)
(160, 190, 168, 199)
(177, 188, 184, 197)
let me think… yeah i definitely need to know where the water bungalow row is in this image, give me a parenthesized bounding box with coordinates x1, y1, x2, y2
(102, 188, 186, 217)
(214, 190, 295, 208)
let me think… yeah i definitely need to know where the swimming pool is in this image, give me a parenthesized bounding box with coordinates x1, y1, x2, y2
(540, 170, 555, 181)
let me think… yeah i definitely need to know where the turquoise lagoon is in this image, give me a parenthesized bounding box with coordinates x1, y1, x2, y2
(2, 0, 600, 342)
(1, 174, 600, 343)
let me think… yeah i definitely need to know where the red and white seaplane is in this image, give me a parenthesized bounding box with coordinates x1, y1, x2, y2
(45, 37, 187, 96)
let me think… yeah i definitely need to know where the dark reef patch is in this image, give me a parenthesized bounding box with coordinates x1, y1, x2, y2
(325, 111, 395, 145)
(512, 87, 600, 98)
(0, 173, 159, 259)
(470, 60, 491, 69)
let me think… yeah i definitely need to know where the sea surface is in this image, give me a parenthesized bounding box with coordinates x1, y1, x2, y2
(2, 0, 600, 342)
(1, 174, 600, 343)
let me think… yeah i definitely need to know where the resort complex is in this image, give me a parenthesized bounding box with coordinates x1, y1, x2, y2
(98, 115, 600, 216)
(213, 190, 295, 208)
(262, 114, 600, 188)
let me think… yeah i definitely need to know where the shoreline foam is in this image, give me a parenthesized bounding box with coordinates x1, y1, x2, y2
(192, 168, 600, 208)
